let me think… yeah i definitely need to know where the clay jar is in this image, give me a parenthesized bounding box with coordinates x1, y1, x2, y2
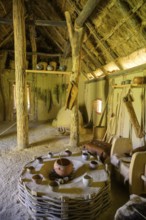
(54, 158, 73, 177)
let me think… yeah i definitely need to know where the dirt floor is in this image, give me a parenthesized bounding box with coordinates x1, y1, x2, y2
(0, 122, 93, 220)
(0, 122, 129, 220)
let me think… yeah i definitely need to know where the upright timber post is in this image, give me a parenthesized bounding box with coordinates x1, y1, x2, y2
(13, 0, 28, 149)
(65, 0, 100, 147)
(65, 12, 83, 148)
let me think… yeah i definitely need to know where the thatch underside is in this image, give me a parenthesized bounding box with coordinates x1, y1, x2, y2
(0, 0, 146, 79)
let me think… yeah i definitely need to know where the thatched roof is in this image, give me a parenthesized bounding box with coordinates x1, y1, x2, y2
(0, 0, 146, 80)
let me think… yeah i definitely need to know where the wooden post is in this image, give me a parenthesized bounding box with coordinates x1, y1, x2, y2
(25, 0, 38, 121)
(0, 51, 7, 120)
(13, 0, 28, 149)
(65, 0, 100, 147)
(65, 12, 83, 147)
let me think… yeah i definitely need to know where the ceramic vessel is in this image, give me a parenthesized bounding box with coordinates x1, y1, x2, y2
(54, 158, 73, 177)
(82, 174, 93, 187)
(47, 65, 54, 71)
(64, 149, 72, 156)
(82, 152, 90, 160)
(48, 152, 53, 158)
(89, 160, 98, 169)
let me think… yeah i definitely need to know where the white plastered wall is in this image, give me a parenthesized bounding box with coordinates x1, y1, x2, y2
(109, 72, 146, 149)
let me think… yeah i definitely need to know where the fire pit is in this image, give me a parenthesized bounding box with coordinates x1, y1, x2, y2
(18, 151, 111, 219)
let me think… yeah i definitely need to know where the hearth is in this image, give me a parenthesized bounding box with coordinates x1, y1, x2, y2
(18, 150, 111, 220)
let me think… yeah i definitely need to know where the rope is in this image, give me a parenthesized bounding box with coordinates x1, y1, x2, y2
(0, 122, 16, 136)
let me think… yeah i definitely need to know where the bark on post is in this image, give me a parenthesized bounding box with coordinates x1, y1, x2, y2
(65, 11, 83, 147)
(65, 0, 99, 147)
(0, 51, 7, 120)
(13, 0, 28, 149)
(25, 0, 38, 120)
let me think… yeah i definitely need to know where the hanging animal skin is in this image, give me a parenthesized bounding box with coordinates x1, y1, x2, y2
(47, 90, 52, 112)
(58, 84, 67, 106)
(51, 85, 59, 106)
(123, 93, 144, 138)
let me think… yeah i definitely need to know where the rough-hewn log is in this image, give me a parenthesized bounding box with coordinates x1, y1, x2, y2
(35, 20, 66, 27)
(0, 18, 12, 24)
(33, 4, 65, 52)
(123, 97, 144, 138)
(26, 69, 71, 75)
(0, 31, 13, 48)
(65, 11, 83, 147)
(75, 0, 101, 28)
(25, 0, 38, 121)
(0, 18, 66, 27)
(0, 51, 8, 120)
(67, 0, 118, 66)
(13, 0, 28, 149)
(1, 50, 62, 57)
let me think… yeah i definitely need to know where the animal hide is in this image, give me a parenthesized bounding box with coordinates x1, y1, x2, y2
(115, 194, 146, 220)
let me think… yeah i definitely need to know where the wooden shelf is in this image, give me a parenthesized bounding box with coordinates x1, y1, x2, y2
(25, 69, 71, 75)
(112, 84, 146, 88)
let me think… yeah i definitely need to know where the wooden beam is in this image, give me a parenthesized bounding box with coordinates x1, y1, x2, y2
(0, 18, 12, 25)
(1, 50, 62, 57)
(0, 1, 7, 14)
(25, 0, 37, 69)
(65, 11, 84, 147)
(0, 31, 13, 48)
(75, 0, 101, 28)
(68, 0, 119, 65)
(13, 0, 28, 149)
(35, 20, 66, 27)
(108, 62, 146, 78)
(26, 69, 71, 75)
(0, 18, 66, 27)
(34, 4, 65, 52)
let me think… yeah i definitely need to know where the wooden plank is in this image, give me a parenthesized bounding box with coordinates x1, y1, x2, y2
(0, 50, 62, 57)
(13, 0, 28, 149)
(0, 18, 66, 27)
(113, 84, 146, 88)
(26, 69, 71, 75)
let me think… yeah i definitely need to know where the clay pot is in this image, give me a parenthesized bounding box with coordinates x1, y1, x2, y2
(54, 158, 73, 177)
(47, 65, 54, 71)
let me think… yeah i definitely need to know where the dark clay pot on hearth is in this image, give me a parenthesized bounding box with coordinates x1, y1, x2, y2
(54, 158, 73, 177)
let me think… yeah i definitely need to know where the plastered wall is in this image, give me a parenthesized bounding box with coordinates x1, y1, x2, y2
(0, 68, 69, 122)
(83, 71, 146, 148)
(108, 72, 146, 148)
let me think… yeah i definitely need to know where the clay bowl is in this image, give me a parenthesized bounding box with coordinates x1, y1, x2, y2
(64, 149, 72, 156)
(82, 152, 90, 160)
(89, 160, 98, 169)
(54, 158, 73, 177)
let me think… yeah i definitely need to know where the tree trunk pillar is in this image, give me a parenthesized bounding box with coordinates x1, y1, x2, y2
(13, 0, 28, 149)
(65, 12, 83, 147)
